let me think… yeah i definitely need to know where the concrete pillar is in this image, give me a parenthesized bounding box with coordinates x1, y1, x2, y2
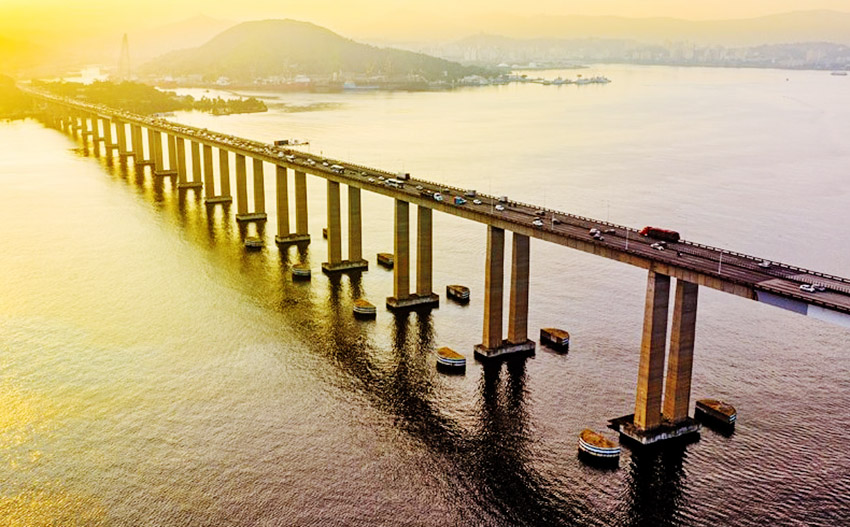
(131, 125, 143, 160)
(663, 281, 699, 423)
(203, 144, 215, 199)
(176, 138, 190, 187)
(116, 120, 129, 157)
(634, 270, 671, 431)
(146, 128, 157, 164)
(252, 158, 266, 214)
(416, 206, 432, 296)
(393, 200, 410, 300)
(348, 186, 362, 262)
(102, 118, 114, 149)
(81, 114, 91, 136)
(235, 154, 248, 215)
(191, 141, 201, 184)
(482, 226, 506, 350)
(326, 180, 342, 265)
(91, 116, 101, 143)
(275, 166, 290, 238)
(167, 135, 177, 171)
(218, 149, 231, 198)
(152, 131, 165, 174)
(507, 233, 530, 344)
(294, 171, 308, 237)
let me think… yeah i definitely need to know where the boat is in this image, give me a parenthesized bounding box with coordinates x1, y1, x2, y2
(436, 347, 466, 372)
(244, 236, 264, 249)
(578, 429, 620, 462)
(377, 253, 394, 268)
(322, 227, 328, 239)
(292, 263, 311, 280)
(695, 399, 737, 426)
(540, 328, 570, 351)
(446, 284, 470, 303)
(831, 71, 848, 76)
(353, 299, 377, 319)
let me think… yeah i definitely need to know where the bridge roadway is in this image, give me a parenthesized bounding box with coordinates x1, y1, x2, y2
(28, 87, 850, 326)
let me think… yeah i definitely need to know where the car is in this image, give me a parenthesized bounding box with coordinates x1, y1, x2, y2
(552, 217, 562, 225)
(814, 284, 827, 292)
(758, 260, 771, 268)
(378, 176, 385, 181)
(495, 204, 505, 211)
(604, 228, 616, 235)
(535, 210, 545, 217)
(593, 234, 605, 241)
(434, 193, 444, 202)
(589, 228, 600, 236)
(360, 171, 368, 176)
(472, 199, 482, 205)
(532, 218, 544, 228)
(322, 161, 329, 167)
(650, 242, 665, 251)
(416, 185, 424, 190)
(307, 159, 316, 166)
(367, 177, 375, 183)
(800, 284, 816, 293)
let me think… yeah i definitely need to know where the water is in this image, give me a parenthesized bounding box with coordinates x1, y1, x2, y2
(2, 64, 849, 526)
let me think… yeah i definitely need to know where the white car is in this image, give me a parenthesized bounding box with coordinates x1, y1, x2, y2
(758, 260, 771, 268)
(367, 177, 375, 183)
(800, 284, 816, 293)
(472, 199, 482, 205)
(495, 204, 505, 211)
(650, 242, 665, 251)
(434, 193, 444, 202)
(532, 218, 544, 228)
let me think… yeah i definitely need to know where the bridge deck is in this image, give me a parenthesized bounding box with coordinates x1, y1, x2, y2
(27, 88, 850, 323)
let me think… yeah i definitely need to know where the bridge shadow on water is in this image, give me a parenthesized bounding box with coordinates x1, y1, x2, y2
(47, 117, 694, 527)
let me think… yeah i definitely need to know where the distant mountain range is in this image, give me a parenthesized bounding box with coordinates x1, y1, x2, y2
(143, 19, 484, 83)
(378, 9, 850, 46)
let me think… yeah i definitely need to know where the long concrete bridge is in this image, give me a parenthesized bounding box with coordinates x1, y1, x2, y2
(26, 86, 850, 446)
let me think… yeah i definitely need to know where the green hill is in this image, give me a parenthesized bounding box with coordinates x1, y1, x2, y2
(143, 19, 486, 82)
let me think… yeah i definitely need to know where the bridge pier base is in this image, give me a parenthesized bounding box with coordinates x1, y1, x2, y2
(611, 272, 701, 447)
(475, 228, 535, 360)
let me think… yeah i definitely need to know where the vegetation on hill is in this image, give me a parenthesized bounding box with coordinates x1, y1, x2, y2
(0, 75, 34, 118)
(34, 80, 266, 115)
(144, 19, 488, 83)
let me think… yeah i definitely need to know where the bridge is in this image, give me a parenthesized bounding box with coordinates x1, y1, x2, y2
(25, 85, 850, 446)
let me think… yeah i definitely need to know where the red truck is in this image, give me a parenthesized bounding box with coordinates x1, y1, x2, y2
(639, 226, 680, 242)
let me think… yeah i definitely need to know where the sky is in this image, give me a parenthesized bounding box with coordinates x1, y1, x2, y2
(3, 0, 850, 40)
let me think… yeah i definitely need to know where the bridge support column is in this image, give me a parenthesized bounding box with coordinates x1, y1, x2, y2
(176, 138, 198, 188)
(102, 118, 115, 151)
(91, 116, 101, 147)
(235, 159, 267, 219)
(141, 128, 156, 166)
(116, 120, 129, 157)
(663, 281, 699, 423)
(191, 141, 202, 187)
(129, 125, 140, 160)
(275, 167, 309, 244)
(81, 114, 92, 137)
(293, 171, 310, 242)
(321, 181, 366, 272)
(415, 205, 438, 304)
(204, 145, 230, 204)
(507, 233, 535, 351)
(152, 131, 167, 175)
(166, 135, 177, 173)
(610, 271, 700, 445)
(218, 149, 232, 199)
(387, 200, 437, 310)
(474, 229, 535, 360)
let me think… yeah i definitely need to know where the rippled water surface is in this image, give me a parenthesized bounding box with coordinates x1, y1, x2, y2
(2, 65, 850, 526)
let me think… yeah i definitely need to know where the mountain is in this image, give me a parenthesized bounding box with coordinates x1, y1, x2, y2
(464, 10, 850, 46)
(143, 19, 484, 82)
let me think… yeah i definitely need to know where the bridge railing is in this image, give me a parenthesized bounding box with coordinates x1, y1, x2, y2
(29, 88, 850, 289)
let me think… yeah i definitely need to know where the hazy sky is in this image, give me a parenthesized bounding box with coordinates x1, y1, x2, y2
(3, 0, 850, 39)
